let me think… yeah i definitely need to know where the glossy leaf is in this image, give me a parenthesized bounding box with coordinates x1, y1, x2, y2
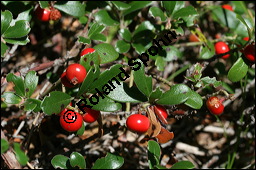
(112, 1, 131, 10)
(156, 84, 191, 105)
(148, 140, 161, 169)
(78, 36, 91, 44)
(172, 6, 198, 27)
(23, 98, 41, 112)
(107, 82, 148, 103)
(6, 73, 25, 97)
(155, 56, 166, 71)
(88, 23, 105, 38)
(91, 96, 122, 112)
(41, 91, 72, 115)
(115, 40, 130, 53)
(94, 10, 119, 26)
(170, 161, 195, 169)
(199, 41, 215, 59)
(51, 155, 70, 169)
(200, 76, 222, 88)
(148, 87, 163, 103)
(4, 36, 30, 45)
(39, 1, 49, 8)
(1, 92, 22, 104)
(149, 7, 166, 21)
(1, 42, 8, 57)
(80, 50, 100, 71)
(232, 1, 247, 15)
(92, 152, 124, 169)
(161, 1, 185, 16)
(228, 57, 248, 82)
(123, 1, 152, 16)
(54, 1, 86, 17)
(164, 46, 182, 61)
(3, 20, 30, 38)
(94, 43, 119, 64)
(185, 91, 203, 109)
(133, 60, 152, 97)
(119, 28, 132, 42)
(76, 121, 85, 135)
(1, 10, 12, 35)
(90, 33, 107, 42)
(70, 152, 86, 169)
(24, 71, 38, 98)
(13, 143, 29, 166)
(1, 139, 9, 154)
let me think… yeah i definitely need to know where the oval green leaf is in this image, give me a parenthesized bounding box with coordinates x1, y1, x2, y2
(51, 155, 70, 169)
(88, 23, 105, 38)
(149, 7, 166, 21)
(119, 28, 132, 42)
(115, 40, 130, 53)
(13, 143, 29, 166)
(93, 43, 119, 64)
(228, 57, 249, 82)
(54, 1, 86, 17)
(123, 1, 152, 16)
(148, 140, 161, 169)
(70, 152, 86, 169)
(91, 97, 122, 112)
(184, 91, 203, 109)
(112, 1, 131, 11)
(1, 10, 12, 35)
(161, 1, 185, 16)
(1, 92, 22, 104)
(24, 71, 38, 98)
(170, 160, 195, 169)
(1, 42, 8, 57)
(80, 50, 100, 71)
(24, 98, 42, 112)
(6, 73, 25, 97)
(3, 20, 30, 38)
(1, 139, 9, 154)
(94, 10, 119, 26)
(92, 152, 124, 169)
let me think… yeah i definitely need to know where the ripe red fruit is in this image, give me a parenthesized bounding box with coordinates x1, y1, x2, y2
(189, 34, 199, 42)
(221, 4, 233, 11)
(35, 6, 51, 22)
(82, 107, 100, 123)
(80, 48, 96, 56)
(215, 41, 230, 59)
(243, 37, 250, 41)
(61, 72, 75, 88)
(243, 44, 255, 62)
(126, 114, 150, 133)
(60, 111, 83, 132)
(206, 96, 224, 115)
(154, 105, 168, 120)
(66, 64, 87, 85)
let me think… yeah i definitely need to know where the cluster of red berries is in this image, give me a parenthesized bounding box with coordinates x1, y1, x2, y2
(59, 103, 101, 132)
(35, 6, 62, 22)
(61, 48, 96, 88)
(126, 105, 168, 134)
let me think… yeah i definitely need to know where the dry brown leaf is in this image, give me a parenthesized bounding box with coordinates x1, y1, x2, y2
(146, 106, 161, 137)
(156, 126, 174, 144)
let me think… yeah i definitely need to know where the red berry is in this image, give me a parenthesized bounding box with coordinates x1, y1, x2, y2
(126, 114, 150, 133)
(154, 105, 168, 119)
(221, 4, 233, 11)
(243, 37, 250, 41)
(35, 6, 51, 22)
(61, 72, 75, 88)
(66, 64, 87, 85)
(82, 107, 100, 123)
(60, 111, 83, 132)
(215, 41, 230, 59)
(80, 48, 96, 56)
(206, 96, 224, 115)
(189, 34, 199, 42)
(243, 44, 255, 62)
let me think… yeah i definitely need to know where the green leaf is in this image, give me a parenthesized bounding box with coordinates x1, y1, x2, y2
(164, 46, 182, 61)
(92, 152, 124, 169)
(170, 161, 195, 169)
(133, 21, 155, 37)
(200, 77, 222, 88)
(236, 14, 252, 38)
(3, 20, 30, 38)
(88, 23, 105, 38)
(79, 50, 100, 71)
(91, 97, 122, 112)
(1, 10, 12, 35)
(24, 71, 38, 98)
(149, 7, 166, 21)
(78, 36, 91, 44)
(133, 60, 152, 97)
(115, 40, 130, 53)
(94, 43, 119, 64)
(148, 140, 161, 169)
(94, 10, 119, 26)
(232, 1, 247, 14)
(1, 139, 9, 154)
(228, 57, 248, 82)
(77, 65, 100, 97)
(87, 64, 123, 93)
(41, 91, 72, 115)
(13, 143, 29, 166)
(1, 92, 22, 104)
(119, 28, 132, 42)
(1, 42, 8, 57)
(23, 98, 41, 112)
(39, 1, 49, 8)
(161, 1, 185, 16)
(112, 1, 131, 10)
(149, 87, 163, 103)
(123, 1, 152, 16)
(4, 36, 30, 45)
(79, 16, 88, 25)
(172, 6, 199, 27)
(51, 155, 70, 169)
(199, 41, 215, 59)
(184, 91, 203, 109)
(54, 1, 86, 17)
(155, 56, 166, 71)
(156, 84, 191, 105)
(70, 152, 86, 169)
(76, 121, 85, 135)
(107, 82, 147, 103)
(90, 33, 106, 42)
(6, 73, 25, 97)
(12, 5, 33, 23)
